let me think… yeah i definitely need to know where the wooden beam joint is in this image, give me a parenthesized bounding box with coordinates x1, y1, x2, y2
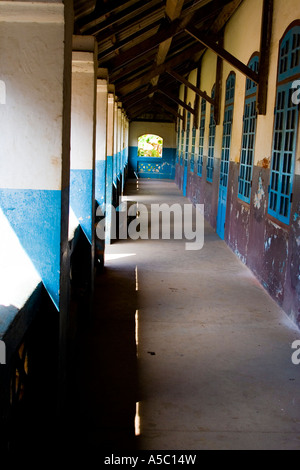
(185, 25, 260, 84)
(166, 68, 215, 106)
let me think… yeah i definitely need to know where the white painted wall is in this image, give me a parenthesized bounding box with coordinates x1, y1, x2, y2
(96, 80, 108, 162)
(0, 2, 66, 190)
(107, 93, 115, 156)
(129, 121, 176, 148)
(71, 51, 96, 170)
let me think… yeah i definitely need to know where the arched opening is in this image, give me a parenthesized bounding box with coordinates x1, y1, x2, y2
(138, 134, 163, 158)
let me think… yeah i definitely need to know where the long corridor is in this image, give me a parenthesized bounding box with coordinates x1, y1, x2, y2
(71, 179, 300, 452)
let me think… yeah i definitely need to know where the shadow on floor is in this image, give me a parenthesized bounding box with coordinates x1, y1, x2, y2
(66, 263, 139, 454)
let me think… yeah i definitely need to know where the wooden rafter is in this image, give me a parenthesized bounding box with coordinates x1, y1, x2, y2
(76, 0, 133, 32)
(193, 65, 202, 129)
(116, 42, 206, 95)
(166, 68, 215, 105)
(80, 0, 159, 35)
(98, 20, 162, 62)
(150, 0, 185, 90)
(106, 0, 232, 73)
(127, 98, 157, 119)
(158, 88, 195, 115)
(123, 86, 159, 108)
(213, 33, 223, 125)
(185, 25, 260, 83)
(115, 0, 244, 97)
(108, 18, 184, 73)
(153, 96, 183, 120)
(257, 0, 273, 115)
(74, 0, 251, 122)
(95, 2, 166, 44)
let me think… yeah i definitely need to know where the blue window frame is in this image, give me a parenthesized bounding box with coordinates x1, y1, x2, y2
(176, 119, 181, 164)
(180, 128, 184, 165)
(191, 127, 196, 172)
(185, 111, 191, 166)
(268, 24, 300, 224)
(207, 86, 216, 182)
(198, 98, 206, 176)
(220, 74, 235, 188)
(238, 55, 259, 203)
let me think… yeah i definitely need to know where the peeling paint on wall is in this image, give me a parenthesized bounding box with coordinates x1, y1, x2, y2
(264, 237, 272, 250)
(253, 176, 265, 209)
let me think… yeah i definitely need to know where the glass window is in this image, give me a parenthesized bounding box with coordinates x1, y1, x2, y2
(238, 55, 259, 203)
(197, 98, 206, 177)
(207, 85, 216, 182)
(268, 25, 300, 224)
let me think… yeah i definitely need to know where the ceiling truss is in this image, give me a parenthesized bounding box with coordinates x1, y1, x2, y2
(73, 0, 273, 122)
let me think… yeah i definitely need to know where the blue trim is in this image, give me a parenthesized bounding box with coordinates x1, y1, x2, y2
(198, 99, 206, 177)
(129, 146, 176, 179)
(129, 146, 138, 173)
(267, 25, 300, 224)
(278, 26, 300, 83)
(0, 189, 61, 309)
(105, 155, 114, 244)
(238, 78, 258, 203)
(217, 74, 235, 240)
(176, 123, 181, 164)
(180, 129, 184, 165)
(207, 88, 215, 182)
(190, 128, 196, 173)
(246, 56, 259, 96)
(70, 169, 93, 243)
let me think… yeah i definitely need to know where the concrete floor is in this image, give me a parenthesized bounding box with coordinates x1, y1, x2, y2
(70, 179, 300, 452)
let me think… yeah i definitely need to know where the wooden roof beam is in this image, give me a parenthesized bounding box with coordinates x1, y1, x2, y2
(257, 0, 273, 115)
(75, 0, 133, 33)
(123, 86, 159, 108)
(108, 17, 183, 73)
(126, 99, 152, 113)
(95, 2, 166, 44)
(107, 0, 225, 73)
(153, 96, 183, 120)
(116, 0, 245, 95)
(158, 88, 195, 115)
(150, 0, 185, 90)
(98, 20, 162, 62)
(185, 25, 259, 83)
(166, 68, 215, 105)
(116, 42, 205, 95)
(80, 0, 159, 35)
(127, 100, 153, 119)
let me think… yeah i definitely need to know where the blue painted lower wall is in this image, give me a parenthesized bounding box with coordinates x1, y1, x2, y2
(70, 169, 93, 243)
(129, 146, 176, 179)
(0, 188, 62, 309)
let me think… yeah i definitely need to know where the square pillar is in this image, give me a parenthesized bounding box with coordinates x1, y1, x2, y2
(105, 89, 115, 244)
(0, 0, 72, 311)
(70, 37, 97, 247)
(0, 0, 73, 414)
(95, 69, 108, 211)
(118, 103, 123, 187)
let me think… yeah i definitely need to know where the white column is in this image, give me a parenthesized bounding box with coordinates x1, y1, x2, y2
(105, 89, 115, 244)
(0, 0, 72, 313)
(0, 0, 73, 411)
(95, 69, 108, 210)
(70, 37, 97, 246)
